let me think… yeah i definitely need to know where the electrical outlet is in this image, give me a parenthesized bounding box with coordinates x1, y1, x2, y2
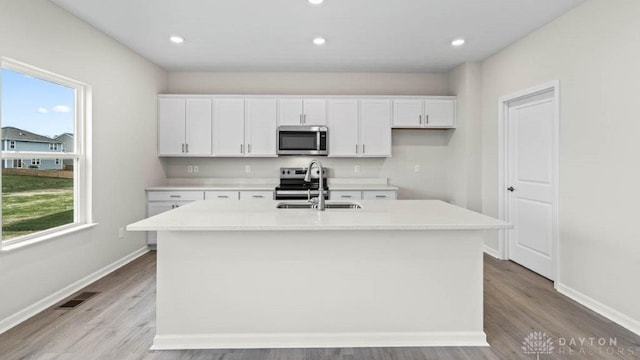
(118, 227, 125, 239)
(193, 165, 199, 173)
(187, 165, 193, 173)
(414, 165, 421, 173)
(245, 165, 251, 173)
(354, 165, 360, 173)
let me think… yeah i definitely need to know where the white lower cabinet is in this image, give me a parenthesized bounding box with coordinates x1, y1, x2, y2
(146, 190, 205, 246)
(362, 190, 397, 200)
(329, 190, 397, 201)
(330, 191, 362, 201)
(239, 191, 274, 200)
(205, 191, 240, 200)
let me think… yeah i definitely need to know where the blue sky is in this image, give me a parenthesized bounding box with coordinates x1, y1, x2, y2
(1, 68, 74, 138)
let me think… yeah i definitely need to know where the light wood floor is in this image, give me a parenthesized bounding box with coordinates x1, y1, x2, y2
(1, 252, 638, 360)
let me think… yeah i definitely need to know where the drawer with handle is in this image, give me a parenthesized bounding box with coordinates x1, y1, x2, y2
(329, 191, 363, 201)
(205, 191, 240, 200)
(147, 191, 204, 202)
(239, 191, 274, 200)
(362, 190, 397, 200)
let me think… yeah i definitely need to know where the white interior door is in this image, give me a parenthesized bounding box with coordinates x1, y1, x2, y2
(506, 90, 557, 280)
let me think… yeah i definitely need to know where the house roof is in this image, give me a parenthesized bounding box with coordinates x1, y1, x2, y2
(54, 133, 74, 141)
(1, 127, 61, 143)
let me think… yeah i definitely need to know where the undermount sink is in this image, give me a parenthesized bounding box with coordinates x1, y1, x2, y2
(276, 202, 362, 209)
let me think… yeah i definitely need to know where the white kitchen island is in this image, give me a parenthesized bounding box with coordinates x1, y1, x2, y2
(127, 200, 510, 350)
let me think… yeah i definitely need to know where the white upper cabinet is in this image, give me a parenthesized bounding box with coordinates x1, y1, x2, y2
(392, 97, 456, 129)
(328, 99, 391, 158)
(213, 98, 245, 156)
(213, 98, 278, 157)
(392, 99, 423, 127)
(158, 97, 212, 156)
(246, 99, 277, 157)
(278, 98, 326, 125)
(158, 98, 186, 156)
(424, 99, 456, 128)
(328, 100, 359, 157)
(360, 99, 392, 157)
(185, 99, 213, 155)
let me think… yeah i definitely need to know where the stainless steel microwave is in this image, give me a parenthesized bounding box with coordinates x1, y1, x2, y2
(277, 126, 328, 156)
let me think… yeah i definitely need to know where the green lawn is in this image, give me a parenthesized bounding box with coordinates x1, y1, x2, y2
(2, 174, 74, 240)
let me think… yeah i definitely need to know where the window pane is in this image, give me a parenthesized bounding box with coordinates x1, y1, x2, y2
(1, 67, 77, 241)
(2, 167, 74, 240)
(1, 68, 75, 148)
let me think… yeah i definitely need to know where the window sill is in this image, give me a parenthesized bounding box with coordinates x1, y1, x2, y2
(0, 223, 98, 252)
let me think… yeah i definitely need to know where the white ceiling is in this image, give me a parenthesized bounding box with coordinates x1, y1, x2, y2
(49, 0, 585, 73)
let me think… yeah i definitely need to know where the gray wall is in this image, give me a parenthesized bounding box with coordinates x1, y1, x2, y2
(0, 0, 167, 328)
(481, 0, 640, 329)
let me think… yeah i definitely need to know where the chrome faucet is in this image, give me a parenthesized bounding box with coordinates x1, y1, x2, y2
(304, 159, 325, 211)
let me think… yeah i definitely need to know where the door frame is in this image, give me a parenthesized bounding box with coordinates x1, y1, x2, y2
(497, 81, 560, 282)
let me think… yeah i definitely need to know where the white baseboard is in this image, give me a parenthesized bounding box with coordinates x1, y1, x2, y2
(483, 245, 501, 259)
(556, 283, 640, 336)
(152, 331, 489, 350)
(0, 246, 149, 335)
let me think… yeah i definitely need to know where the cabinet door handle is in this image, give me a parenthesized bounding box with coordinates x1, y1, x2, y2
(300, 114, 303, 124)
(171, 204, 175, 209)
(362, 144, 366, 154)
(419, 114, 422, 124)
(218, 195, 229, 198)
(303, 114, 307, 124)
(252, 195, 264, 198)
(185, 143, 189, 153)
(426, 114, 429, 124)
(240, 144, 244, 153)
(181, 144, 185, 153)
(248, 144, 252, 153)
(355, 144, 358, 154)
(341, 195, 352, 198)
(170, 195, 181, 198)
(376, 195, 387, 198)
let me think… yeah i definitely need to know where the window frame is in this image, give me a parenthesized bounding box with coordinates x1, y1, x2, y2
(0, 58, 93, 250)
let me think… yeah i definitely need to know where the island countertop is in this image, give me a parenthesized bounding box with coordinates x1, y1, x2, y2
(127, 199, 511, 232)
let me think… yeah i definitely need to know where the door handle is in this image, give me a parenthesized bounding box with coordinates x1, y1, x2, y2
(507, 187, 515, 192)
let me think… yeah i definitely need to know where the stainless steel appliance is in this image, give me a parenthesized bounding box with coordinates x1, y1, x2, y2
(275, 167, 329, 200)
(277, 125, 328, 156)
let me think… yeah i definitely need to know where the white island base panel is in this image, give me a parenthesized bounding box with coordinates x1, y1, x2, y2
(152, 229, 487, 350)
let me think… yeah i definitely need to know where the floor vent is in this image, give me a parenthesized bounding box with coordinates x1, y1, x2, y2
(58, 291, 99, 309)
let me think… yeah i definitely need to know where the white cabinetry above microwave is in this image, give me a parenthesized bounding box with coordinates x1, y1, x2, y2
(392, 97, 456, 129)
(278, 99, 327, 126)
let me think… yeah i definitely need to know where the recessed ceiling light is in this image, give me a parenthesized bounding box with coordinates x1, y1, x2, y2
(309, 0, 324, 5)
(313, 37, 326, 46)
(169, 35, 184, 44)
(451, 38, 465, 47)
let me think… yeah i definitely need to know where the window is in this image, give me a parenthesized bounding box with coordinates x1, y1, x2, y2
(1, 58, 91, 248)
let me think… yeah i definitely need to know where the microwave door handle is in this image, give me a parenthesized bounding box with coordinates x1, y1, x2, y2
(317, 131, 321, 150)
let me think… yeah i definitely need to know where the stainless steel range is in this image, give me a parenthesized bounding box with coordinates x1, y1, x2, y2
(275, 167, 329, 200)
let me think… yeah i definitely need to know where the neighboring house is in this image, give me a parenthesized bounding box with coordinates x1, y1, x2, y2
(1, 126, 64, 170)
(54, 132, 74, 168)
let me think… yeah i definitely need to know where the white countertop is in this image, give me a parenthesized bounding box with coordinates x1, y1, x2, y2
(146, 178, 398, 192)
(128, 200, 510, 232)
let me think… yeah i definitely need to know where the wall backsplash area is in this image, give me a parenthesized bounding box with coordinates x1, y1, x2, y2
(161, 129, 454, 200)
